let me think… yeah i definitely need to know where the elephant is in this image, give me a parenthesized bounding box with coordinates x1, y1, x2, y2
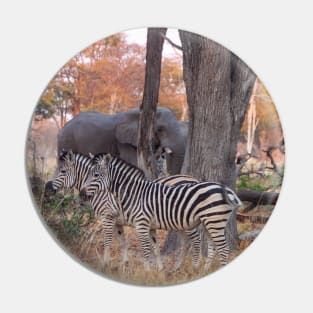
(57, 107, 187, 175)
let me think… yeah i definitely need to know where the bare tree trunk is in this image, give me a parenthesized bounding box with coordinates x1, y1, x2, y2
(51, 114, 61, 131)
(180, 101, 188, 121)
(163, 31, 256, 255)
(247, 81, 259, 154)
(71, 99, 80, 117)
(137, 28, 167, 180)
(109, 91, 117, 114)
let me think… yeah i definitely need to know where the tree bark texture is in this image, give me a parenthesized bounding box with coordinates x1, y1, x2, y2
(177, 31, 257, 250)
(137, 28, 167, 180)
(177, 30, 256, 251)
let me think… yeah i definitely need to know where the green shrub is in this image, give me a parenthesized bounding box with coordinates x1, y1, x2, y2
(42, 192, 95, 238)
(62, 205, 94, 236)
(236, 174, 276, 192)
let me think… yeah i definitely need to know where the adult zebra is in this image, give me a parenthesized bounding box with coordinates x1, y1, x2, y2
(45, 150, 131, 266)
(45, 150, 204, 269)
(81, 154, 242, 269)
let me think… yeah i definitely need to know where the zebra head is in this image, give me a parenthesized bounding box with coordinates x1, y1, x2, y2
(45, 150, 78, 193)
(80, 153, 112, 201)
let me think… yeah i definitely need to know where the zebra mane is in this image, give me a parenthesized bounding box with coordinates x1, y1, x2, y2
(59, 150, 91, 164)
(92, 153, 145, 178)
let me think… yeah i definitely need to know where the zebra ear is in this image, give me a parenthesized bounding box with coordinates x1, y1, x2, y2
(104, 153, 112, 164)
(99, 154, 112, 167)
(89, 152, 94, 159)
(59, 149, 66, 159)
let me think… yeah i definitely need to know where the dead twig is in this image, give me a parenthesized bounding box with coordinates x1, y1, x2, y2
(159, 32, 183, 51)
(237, 213, 269, 224)
(263, 146, 283, 177)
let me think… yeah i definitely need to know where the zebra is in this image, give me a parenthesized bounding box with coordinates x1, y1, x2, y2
(45, 150, 130, 265)
(155, 146, 172, 178)
(45, 150, 204, 269)
(81, 153, 242, 270)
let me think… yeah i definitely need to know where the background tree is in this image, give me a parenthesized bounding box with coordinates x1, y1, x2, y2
(158, 55, 187, 120)
(38, 34, 146, 125)
(137, 28, 167, 180)
(179, 30, 256, 249)
(163, 31, 257, 255)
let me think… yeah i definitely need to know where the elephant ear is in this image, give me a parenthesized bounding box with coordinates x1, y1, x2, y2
(115, 120, 138, 147)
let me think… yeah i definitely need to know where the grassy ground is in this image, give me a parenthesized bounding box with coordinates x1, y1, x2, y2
(35, 184, 273, 286)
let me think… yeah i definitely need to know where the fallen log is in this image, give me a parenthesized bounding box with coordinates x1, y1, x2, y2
(237, 189, 279, 206)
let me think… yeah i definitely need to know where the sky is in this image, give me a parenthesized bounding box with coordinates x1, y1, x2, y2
(124, 28, 182, 57)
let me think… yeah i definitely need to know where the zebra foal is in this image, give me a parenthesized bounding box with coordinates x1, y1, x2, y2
(82, 153, 242, 269)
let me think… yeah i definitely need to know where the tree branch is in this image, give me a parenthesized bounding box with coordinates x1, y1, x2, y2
(237, 213, 269, 224)
(238, 170, 264, 177)
(159, 32, 183, 51)
(263, 146, 283, 177)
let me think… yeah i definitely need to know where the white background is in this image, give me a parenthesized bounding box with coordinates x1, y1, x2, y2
(1, 0, 312, 312)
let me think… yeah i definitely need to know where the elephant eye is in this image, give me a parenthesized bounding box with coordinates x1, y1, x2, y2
(158, 126, 164, 133)
(157, 126, 166, 137)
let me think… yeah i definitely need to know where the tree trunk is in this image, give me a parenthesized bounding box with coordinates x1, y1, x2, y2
(162, 31, 256, 255)
(71, 99, 81, 117)
(137, 28, 167, 180)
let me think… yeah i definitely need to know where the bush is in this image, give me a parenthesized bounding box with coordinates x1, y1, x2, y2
(42, 192, 95, 239)
(236, 174, 276, 191)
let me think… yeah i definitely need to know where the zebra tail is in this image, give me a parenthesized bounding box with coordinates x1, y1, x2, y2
(222, 186, 242, 208)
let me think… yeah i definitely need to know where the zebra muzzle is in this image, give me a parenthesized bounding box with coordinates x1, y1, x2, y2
(45, 181, 57, 195)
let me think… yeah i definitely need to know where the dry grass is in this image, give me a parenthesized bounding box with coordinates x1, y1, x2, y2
(69, 225, 220, 286)
(38, 184, 274, 286)
(47, 215, 268, 286)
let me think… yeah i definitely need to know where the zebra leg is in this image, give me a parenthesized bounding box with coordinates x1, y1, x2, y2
(101, 213, 116, 268)
(203, 237, 217, 271)
(115, 224, 129, 270)
(150, 229, 163, 271)
(136, 224, 153, 270)
(202, 219, 229, 266)
(185, 228, 201, 269)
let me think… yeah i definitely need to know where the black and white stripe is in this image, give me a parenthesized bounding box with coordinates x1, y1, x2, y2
(45, 151, 206, 268)
(45, 151, 131, 264)
(83, 154, 242, 268)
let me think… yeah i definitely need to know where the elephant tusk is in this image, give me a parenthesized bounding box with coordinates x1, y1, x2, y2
(164, 147, 173, 154)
